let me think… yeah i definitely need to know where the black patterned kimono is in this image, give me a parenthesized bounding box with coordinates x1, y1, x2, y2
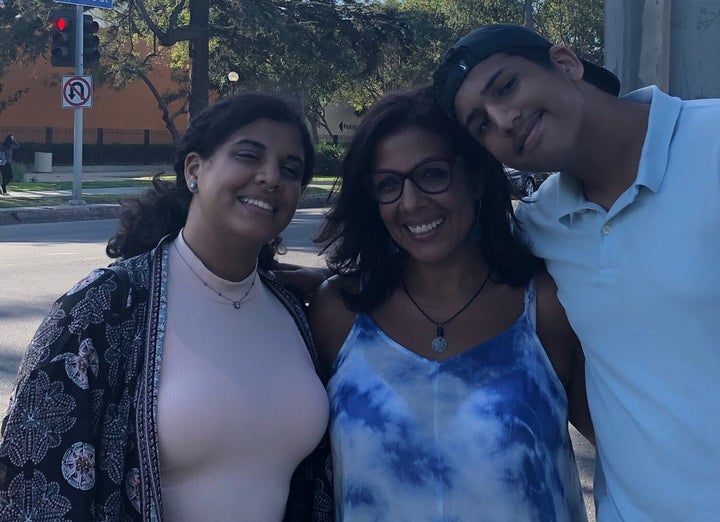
(0, 236, 333, 521)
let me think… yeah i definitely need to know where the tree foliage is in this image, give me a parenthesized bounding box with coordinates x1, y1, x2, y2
(98, 0, 192, 143)
(2, 0, 606, 138)
(535, 0, 605, 64)
(0, 0, 53, 113)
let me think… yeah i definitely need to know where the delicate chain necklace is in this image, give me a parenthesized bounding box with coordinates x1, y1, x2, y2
(402, 271, 491, 353)
(174, 243, 256, 310)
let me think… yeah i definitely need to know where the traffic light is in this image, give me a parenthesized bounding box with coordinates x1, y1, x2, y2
(50, 9, 75, 68)
(83, 15, 100, 66)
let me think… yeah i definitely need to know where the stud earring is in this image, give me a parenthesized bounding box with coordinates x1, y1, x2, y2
(188, 181, 198, 191)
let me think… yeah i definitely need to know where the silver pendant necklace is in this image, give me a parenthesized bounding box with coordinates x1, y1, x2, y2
(402, 271, 491, 353)
(174, 243, 256, 310)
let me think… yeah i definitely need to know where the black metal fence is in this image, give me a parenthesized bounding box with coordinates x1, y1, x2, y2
(0, 125, 176, 165)
(0, 125, 351, 167)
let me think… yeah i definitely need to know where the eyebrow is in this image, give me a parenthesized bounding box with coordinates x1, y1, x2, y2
(234, 138, 304, 165)
(463, 67, 507, 129)
(370, 156, 451, 175)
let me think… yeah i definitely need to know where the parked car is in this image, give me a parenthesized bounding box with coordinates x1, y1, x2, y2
(505, 168, 554, 198)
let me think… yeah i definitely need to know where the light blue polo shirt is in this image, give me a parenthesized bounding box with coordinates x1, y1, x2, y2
(516, 86, 720, 522)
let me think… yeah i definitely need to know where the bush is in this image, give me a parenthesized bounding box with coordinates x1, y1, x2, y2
(314, 142, 346, 178)
(10, 162, 27, 182)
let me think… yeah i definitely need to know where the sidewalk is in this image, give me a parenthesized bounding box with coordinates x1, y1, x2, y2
(0, 165, 334, 226)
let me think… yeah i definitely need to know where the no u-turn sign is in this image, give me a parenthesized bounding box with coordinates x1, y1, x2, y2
(62, 75, 93, 108)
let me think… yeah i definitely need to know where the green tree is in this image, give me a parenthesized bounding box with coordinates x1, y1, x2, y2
(337, 2, 453, 112)
(0, 0, 51, 113)
(207, 1, 430, 138)
(2, 0, 606, 140)
(208, 0, 367, 138)
(99, 1, 191, 143)
(536, 0, 605, 63)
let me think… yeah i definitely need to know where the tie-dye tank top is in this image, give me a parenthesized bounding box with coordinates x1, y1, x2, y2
(327, 282, 587, 522)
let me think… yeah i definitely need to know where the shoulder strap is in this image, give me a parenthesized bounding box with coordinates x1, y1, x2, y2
(525, 278, 537, 330)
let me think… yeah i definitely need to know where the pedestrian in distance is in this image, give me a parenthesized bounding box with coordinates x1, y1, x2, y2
(0, 94, 333, 521)
(311, 86, 591, 521)
(433, 22, 720, 522)
(0, 134, 20, 195)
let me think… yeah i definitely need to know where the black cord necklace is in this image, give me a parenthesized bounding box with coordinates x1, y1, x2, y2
(402, 271, 491, 353)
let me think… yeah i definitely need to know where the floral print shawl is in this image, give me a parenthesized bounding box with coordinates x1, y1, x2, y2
(0, 237, 333, 521)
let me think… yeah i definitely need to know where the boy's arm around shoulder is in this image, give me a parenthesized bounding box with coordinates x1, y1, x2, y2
(308, 275, 356, 381)
(534, 269, 595, 445)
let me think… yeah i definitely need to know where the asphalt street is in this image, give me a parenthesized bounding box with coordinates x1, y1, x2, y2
(0, 166, 595, 522)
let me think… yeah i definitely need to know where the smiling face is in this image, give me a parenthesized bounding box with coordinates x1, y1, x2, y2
(373, 126, 482, 266)
(183, 118, 305, 252)
(453, 48, 585, 172)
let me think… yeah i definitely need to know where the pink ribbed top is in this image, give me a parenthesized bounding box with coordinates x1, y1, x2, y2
(157, 233, 329, 522)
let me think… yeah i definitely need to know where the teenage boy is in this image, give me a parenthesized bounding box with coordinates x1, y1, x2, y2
(434, 23, 720, 522)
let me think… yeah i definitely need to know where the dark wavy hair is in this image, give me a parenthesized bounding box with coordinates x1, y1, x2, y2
(106, 93, 315, 268)
(315, 85, 539, 312)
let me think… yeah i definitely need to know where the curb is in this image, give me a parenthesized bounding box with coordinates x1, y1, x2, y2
(0, 196, 333, 227)
(0, 204, 122, 226)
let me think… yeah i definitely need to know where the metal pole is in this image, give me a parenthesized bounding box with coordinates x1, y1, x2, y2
(69, 3, 85, 205)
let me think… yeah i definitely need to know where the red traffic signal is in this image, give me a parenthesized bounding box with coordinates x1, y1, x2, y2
(53, 17, 69, 32)
(50, 10, 76, 68)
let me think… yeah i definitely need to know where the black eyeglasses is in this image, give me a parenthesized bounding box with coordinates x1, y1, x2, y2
(363, 158, 454, 204)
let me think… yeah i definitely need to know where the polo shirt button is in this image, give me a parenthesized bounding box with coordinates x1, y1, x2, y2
(602, 225, 612, 235)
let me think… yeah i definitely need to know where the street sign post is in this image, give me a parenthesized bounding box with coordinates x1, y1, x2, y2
(54, 0, 113, 9)
(52, 0, 112, 204)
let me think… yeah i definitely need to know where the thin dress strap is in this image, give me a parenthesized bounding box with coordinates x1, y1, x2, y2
(525, 278, 537, 330)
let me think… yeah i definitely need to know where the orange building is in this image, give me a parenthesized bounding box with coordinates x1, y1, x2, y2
(0, 55, 187, 139)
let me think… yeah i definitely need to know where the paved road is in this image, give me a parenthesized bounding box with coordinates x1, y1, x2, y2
(0, 211, 595, 519)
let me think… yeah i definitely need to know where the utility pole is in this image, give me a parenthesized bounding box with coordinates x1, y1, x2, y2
(70, 4, 85, 204)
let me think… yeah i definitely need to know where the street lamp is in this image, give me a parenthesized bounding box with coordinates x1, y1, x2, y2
(227, 71, 239, 96)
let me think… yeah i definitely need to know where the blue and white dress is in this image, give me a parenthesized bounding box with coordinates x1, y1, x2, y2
(327, 282, 587, 522)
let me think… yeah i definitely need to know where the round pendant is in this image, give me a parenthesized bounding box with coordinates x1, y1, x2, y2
(233, 301, 242, 309)
(431, 336, 447, 353)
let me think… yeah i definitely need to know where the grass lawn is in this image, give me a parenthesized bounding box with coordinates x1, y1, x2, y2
(8, 176, 170, 193)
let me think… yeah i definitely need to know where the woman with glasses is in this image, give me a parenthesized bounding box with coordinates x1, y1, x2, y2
(310, 86, 591, 521)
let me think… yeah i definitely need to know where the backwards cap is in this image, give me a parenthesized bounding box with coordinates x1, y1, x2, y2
(433, 23, 620, 121)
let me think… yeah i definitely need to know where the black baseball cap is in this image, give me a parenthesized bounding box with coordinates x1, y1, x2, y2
(434, 23, 621, 121)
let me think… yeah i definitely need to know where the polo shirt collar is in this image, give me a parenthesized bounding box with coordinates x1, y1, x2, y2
(554, 85, 682, 220)
(628, 86, 681, 193)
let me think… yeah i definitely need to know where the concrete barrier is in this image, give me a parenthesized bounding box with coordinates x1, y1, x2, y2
(33, 152, 53, 173)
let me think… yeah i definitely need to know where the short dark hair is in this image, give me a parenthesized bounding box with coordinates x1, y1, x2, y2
(315, 86, 539, 312)
(107, 93, 314, 265)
